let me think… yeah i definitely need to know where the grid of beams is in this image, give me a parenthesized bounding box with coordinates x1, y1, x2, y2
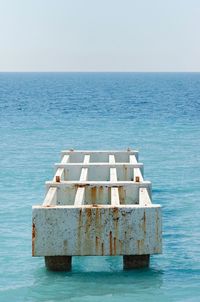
(43, 150, 152, 207)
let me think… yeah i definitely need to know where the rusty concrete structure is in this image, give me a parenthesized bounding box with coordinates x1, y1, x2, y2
(32, 150, 162, 271)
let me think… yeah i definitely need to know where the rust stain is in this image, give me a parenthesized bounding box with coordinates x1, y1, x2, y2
(77, 208, 82, 252)
(77, 207, 92, 254)
(135, 176, 140, 182)
(91, 187, 97, 204)
(92, 204, 98, 207)
(124, 231, 127, 254)
(95, 207, 100, 226)
(113, 207, 118, 214)
(118, 187, 125, 204)
(113, 207, 119, 252)
(137, 239, 144, 254)
(85, 208, 92, 232)
(99, 186, 103, 203)
(95, 236, 99, 252)
(137, 239, 140, 252)
(113, 237, 117, 255)
(142, 210, 146, 235)
(113, 207, 119, 220)
(109, 231, 113, 255)
(32, 223, 36, 256)
(119, 240, 123, 254)
(86, 208, 92, 219)
(101, 242, 104, 256)
(84, 208, 92, 252)
(56, 175, 60, 182)
(141, 239, 144, 251)
(75, 184, 86, 188)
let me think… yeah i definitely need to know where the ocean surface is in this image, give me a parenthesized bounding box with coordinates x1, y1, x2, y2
(0, 72, 200, 302)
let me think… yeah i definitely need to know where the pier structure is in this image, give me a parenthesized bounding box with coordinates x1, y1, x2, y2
(32, 150, 162, 271)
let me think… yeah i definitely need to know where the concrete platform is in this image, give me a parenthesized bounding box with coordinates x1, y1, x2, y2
(32, 150, 162, 271)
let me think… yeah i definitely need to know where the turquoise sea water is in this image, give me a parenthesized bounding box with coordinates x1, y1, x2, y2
(0, 72, 200, 301)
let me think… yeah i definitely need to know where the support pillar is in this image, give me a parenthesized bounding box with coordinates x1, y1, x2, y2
(45, 256, 72, 271)
(123, 255, 150, 270)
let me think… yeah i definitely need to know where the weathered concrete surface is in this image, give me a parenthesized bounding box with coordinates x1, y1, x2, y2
(32, 150, 162, 270)
(32, 205, 162, 256)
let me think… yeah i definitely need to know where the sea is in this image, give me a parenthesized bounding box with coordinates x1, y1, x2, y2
(0, 72, 200, 302)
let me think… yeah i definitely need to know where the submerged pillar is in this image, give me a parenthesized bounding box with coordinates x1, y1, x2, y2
(45, 256, 72, 271)
(123, 255, 150, 269)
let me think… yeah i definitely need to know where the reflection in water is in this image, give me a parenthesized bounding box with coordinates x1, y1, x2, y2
(27, 257, 164, 302)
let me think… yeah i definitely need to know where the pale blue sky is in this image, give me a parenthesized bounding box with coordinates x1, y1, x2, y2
(0, 0, 200, 71)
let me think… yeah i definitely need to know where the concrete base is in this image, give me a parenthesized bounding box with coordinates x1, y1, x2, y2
(123, 255, 150, 269)
(45, 256, 72, 271)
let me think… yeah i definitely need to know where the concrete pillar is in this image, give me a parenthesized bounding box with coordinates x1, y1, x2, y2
(45, 256, 72, 271)
(123, 255, 150, 269)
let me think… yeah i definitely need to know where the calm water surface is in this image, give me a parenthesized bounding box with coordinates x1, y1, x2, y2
(0, 72, 200, 301)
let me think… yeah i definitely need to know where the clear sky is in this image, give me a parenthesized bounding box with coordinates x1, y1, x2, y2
(0, 0, 200, 72)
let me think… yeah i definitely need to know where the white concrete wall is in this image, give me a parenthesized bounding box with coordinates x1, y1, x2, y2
(32, 150, 162, 257)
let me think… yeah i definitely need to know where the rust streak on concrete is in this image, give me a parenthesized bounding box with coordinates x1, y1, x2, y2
(137, 240, 140, 253)
(137, 239, 144, 254)
(91, 187, 97, 204)
(95, 236, 99, 253)
(109, 231, 113, 255)
(77, 208, 82, 253)
(142, 210, 146, 235)
(95, 207, 100, 225)
(119, 240, 123, 255)
(118, 187, 125, 204)
(113, 207, 119, 254)
(85, 208, 92, 253)
(32, 223, 36, 256)
(101, 242, 104, 256)
(86, 208, 92, 229)
(114, 237, 117, 255)
(98, 186, 103, 204)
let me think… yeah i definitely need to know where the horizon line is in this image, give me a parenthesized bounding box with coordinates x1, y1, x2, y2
(0, 70, 200, 73)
